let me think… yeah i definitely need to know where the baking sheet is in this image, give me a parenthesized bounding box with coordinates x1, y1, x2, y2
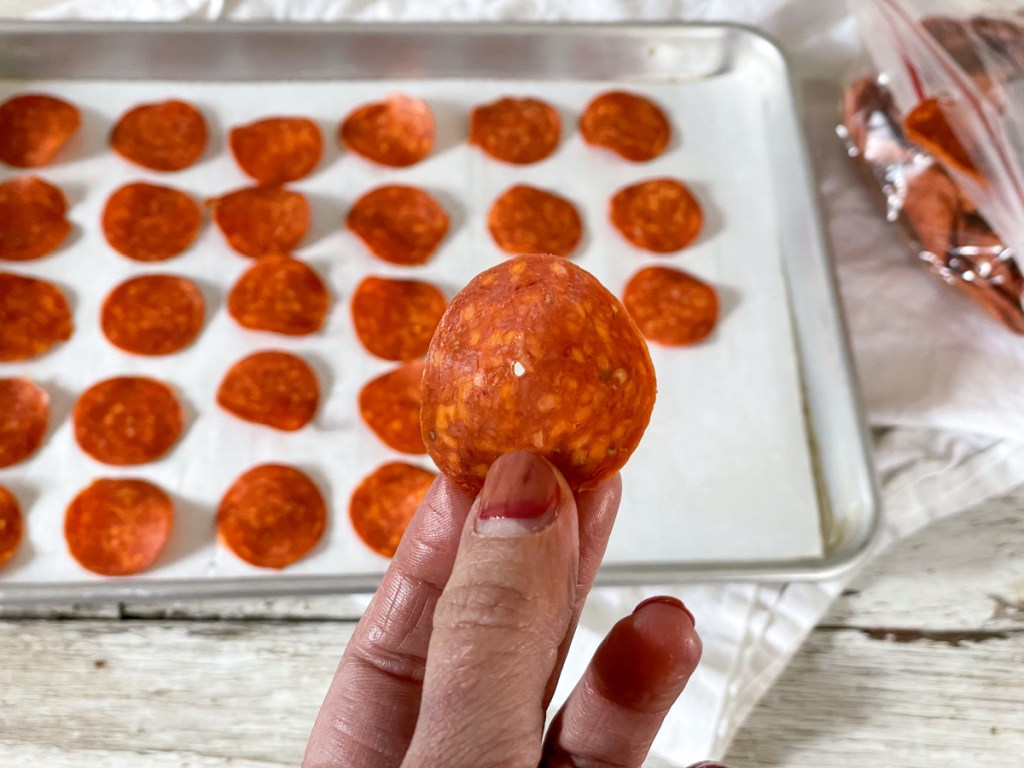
(0, 70, 823, 589)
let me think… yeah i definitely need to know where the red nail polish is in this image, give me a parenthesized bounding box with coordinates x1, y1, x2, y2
(635, 596, 696, 627)
(475, 452, 560, 536)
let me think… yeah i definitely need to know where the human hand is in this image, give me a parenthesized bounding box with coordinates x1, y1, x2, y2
(305, 451, 713, 767)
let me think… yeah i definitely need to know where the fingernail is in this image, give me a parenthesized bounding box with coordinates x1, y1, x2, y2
(635, 596, 696, 627)
(475, 451, 560, 536)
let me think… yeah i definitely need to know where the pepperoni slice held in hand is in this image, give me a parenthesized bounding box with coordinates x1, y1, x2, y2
(609, 178, 703, 253)
(227, 255, 329, 336)
(580, 91, 671, 162)
(0, 176, 72, 261)
(101, 275, 205, 356)
(340, 94, 434, 167)
(346, 185, 449, 266)
(111, 99, 207, 172)
(230, 117, 323, 184)
(0, 487, 24, 570)
(351, 276, 446, 361)
(0, 272, 73, 362)
(210, 185, 309, 257)
(487, 184, 583, 257)
(623, 266, 719, 346)
(217, 351, 319, 431)
(0, 378, 49, 468)
(350, 462, 435, 558)
(0, 94, 80, 168)
(470, 97, 561, 164)
(359, 360, 426, 454)
(101, 182, 201, 262)
(73, 377, 183, 466)
(65, 478, 174, 576)
(218, 464, 326, 569)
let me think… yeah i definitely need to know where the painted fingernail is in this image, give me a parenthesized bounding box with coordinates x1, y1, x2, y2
(475, 451, 560, 536)
(635, 596, 696, 627)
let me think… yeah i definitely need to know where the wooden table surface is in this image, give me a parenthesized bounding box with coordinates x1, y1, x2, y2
(2, 494, 1022, 767)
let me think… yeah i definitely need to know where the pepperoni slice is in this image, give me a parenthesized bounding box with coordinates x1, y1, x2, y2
(487, 184, 583, 257)
(0, 94, 80, 168)
(65, 478, 173, 576)
(230, 117, 323, 184)
(903, 98, 981, 181)
(0, 378, 49, 468)
(622, 266, 718, 346)
(469, 97, 561, 165)
(0, 486, 24, 570)
(227, 255, 329, 336)
(217, 351, 319, 432)
(210, 185, 309, 258)
(349, 462, 435, 558)
(0, 176, 71, 261)
(101, 275, 205, 356)
(340, 94, 434, 167)
(217, 464, 326, 569)
(111, 99, 207, 172)
(359, 360, 426, 454)
(609, 178, 703, 253)
(73, 377, 183, 466)
(101, 182, 201, 262)
(351, 276, 446, 361)
(0, 272, 73, 362)
(580, 91, 671, 162)
(346, 185, 449, 266)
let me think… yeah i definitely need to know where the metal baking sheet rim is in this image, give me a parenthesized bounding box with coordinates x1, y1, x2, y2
(0, 21, 881, 602)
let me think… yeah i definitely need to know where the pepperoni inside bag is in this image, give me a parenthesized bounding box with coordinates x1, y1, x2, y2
(340, 94, 434, 167)
(623, 266, 719, 346)
(487, 184, 583, 257)
(227, 255, 329, 336)
(217, 464, 326, 569)
(0, 486, 24, 570)
(903, 98, 981, 181)
(349, 462, 436, 558)
(346, 185, 449, 266)
(230, 117, 323, 184)
(0, 272, 73, 362)
(0, 94, 80, 168)
(579, 90, 671, 162)
(101, 182, 201, 262)
(609, 178, 703, 253)
(217, 351, 319, 432)
(0, 378, 49, 468)
(0, 176, 72, 262)
(111, 99, 207, 172)
(359, 360, 426, 454)
(65, 478, 174, 576)
(469, 97, 561, 165)
(210, 185, 309, 257)
(351, 276, 447, 361)
(101, 275, 205, 356)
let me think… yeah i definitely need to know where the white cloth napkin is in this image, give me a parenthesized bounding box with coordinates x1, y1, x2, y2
(9, 0, 1024, 763)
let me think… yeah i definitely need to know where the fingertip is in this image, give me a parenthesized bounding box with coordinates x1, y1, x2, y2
(631, 595, 702, 671)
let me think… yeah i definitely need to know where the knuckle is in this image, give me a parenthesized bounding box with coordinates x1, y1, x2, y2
(434, 570, 539, 634)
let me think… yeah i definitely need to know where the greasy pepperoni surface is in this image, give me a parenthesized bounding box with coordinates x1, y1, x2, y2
(210, 185, 309, 258)
(0, 486, 23, 570)
(623, 266, 719, 346)
(217, 464, 326, 569)
(421, 254, 656, 494)
(903, 98, 980, 180)
(0, 94, 80, 168)
(73, 377, 183, 466)
(349, 462, 435, 558)
(217, 351, 319, 432)
(101, 275, 205, 356)
(227, 255, 329, 336)
(230, 117, 323, 184)
(340, 94, 434, 167)
(65, 478, 174, 576)
(579, 91, 671, 162)
(0, 272, 73, 362)
(609, 178, 703, 253)
(0, 176, 71, 261)
(111, 99, 207, 172)
(359, 360, 426, 454)
(101, 182, 201, 262)
(487, 184, 583, 257)
(351, 276, 446, 361)
(346, 185, 449, 266)
(0, 378, 49, 468)
(470, 97, 561, 165)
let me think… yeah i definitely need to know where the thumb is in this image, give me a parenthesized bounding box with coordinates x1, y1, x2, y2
(401, 451, 579, 768)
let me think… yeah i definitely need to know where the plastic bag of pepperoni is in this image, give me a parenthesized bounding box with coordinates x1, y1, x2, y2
(841, 1, 1024, 333)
